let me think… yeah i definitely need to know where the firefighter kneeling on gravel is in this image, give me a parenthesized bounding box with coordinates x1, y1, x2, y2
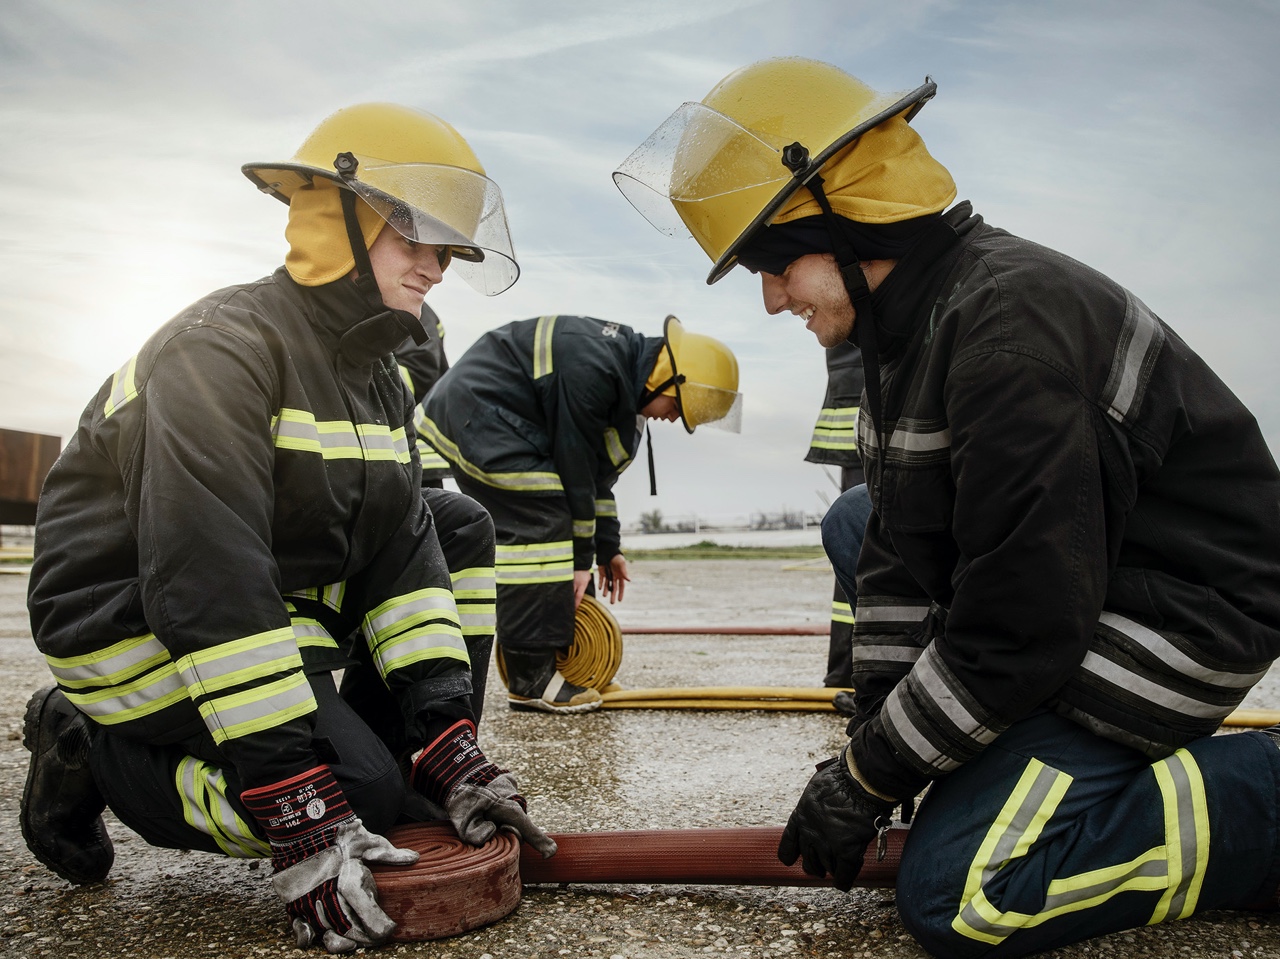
(616, 57, 1280, 957)
(420, 314, 741, 714)
(21, 102, 556, 954)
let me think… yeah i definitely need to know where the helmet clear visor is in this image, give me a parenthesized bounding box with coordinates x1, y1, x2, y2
(613, 101, 793, 239)
(345, 158, 519, 296)
(680, 382, 743, 433)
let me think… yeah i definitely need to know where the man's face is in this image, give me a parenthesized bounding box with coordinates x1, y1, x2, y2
(366, 225, 449, 314)
(640, 393, 680, 423)
(760, 253, 856, 348)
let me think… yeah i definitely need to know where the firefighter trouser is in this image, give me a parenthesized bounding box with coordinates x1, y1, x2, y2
(821, 479, 871, 687)
(895, 709, 1280, 958)
(454, 476, 575, 652)
(341, 486, 496, 729)
(89, 672, 403, 858)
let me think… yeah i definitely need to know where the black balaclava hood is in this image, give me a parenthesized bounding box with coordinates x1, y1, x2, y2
(735, 213, 941, 277)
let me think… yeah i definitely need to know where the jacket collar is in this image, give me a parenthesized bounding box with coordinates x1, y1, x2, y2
(277, 267, 425, 366)
(868, 202, 982, 360)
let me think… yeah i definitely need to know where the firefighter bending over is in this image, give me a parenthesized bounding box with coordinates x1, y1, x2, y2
(421, 314, 740, 714)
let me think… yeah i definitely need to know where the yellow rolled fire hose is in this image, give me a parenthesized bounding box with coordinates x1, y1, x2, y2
(494, 596, 1280, 727)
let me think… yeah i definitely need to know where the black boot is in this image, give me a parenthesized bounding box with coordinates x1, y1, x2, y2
(503, 648, 601, 714)
(20, 686, 114, 885)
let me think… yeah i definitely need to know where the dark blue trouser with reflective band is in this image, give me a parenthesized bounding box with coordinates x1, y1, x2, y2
(91, 673, 403, 858)
(896, 710, 1280, 958)
(454, 476, 575, 652)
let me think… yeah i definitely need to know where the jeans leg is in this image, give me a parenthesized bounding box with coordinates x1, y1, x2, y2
(821, 483, 871, 603)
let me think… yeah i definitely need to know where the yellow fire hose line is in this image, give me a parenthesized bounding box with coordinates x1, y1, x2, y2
(506, 596, 1280, 728)
(602, 686, 843, 703)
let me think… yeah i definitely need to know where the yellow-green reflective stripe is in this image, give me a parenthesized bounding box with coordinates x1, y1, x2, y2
(534, 315, 557, 379)
(292, 617, 338, 649)
(45, 632, 170, 690)
(1150, 749, 1209, 924)
(451, 566, 495, 599)
(286, 583, 346, 613)
(604, 428, 628, 467)
(417, 415, 564, 492)
(398, 363, 415, 396)
(457, 602, 497, 635)
(175, 628, 302, 698)
(357, 423, 411, 463)
(177, 757, 269, 859)
(104, 354, 139, 419)
(272, 410, 411, 464)
(574, 519, 596, 539)
(496, 541, 573, 560)
(63, 663, 189, 724)
(496, 566, 574, 585)
(200, 672, 316, 744)
(418, 442, 450, 470)
(810, 430, 859, 450)
(951, 756, 1196, 945)
(364, 588, 460, 645)
(373, 623, 469, 676)
(952, 760, 1072, 944)
(832, 601, 855, 625)
(496, 542, 574, 584)
(815, 407, 859, 426)
(595, 498, 618, 518)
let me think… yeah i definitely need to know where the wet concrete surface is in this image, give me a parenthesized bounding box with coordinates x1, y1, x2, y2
(2, 561, 1280, 958)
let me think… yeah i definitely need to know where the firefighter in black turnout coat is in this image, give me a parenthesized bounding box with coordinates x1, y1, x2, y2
(22, 103, 555, 954)
(421, 314, 741, 713)
(617, 57, 1280, 958)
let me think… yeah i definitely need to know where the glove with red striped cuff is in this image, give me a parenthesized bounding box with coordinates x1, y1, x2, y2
(242, 766, 418, 953)
(410, 719, 557, 858)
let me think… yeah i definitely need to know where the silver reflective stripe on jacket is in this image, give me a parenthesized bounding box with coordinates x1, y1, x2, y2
(1101, 291, 1165, 427)
(1080, 612, 1268, 721)
(880, 643, 1007, 778)
(851, 598, 932, 670)
(856, 413, 951, 465)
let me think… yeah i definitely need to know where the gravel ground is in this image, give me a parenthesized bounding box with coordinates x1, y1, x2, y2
(2, 559, 1279, 958)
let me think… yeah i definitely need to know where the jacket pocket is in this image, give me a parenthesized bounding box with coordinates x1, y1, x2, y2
(878, 463, 954, 533)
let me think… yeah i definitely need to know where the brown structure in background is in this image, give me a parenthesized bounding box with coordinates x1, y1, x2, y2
(0, 428, 61, 527)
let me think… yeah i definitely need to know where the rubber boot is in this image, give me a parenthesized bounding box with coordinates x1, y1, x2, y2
(504, 648, 602, 714)
(20, 686, 114, 884)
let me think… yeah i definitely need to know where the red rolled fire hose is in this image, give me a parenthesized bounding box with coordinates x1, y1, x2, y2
(374, 823, 906, 941)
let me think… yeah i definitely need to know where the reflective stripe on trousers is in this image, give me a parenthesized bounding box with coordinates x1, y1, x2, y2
(895, 710, 1280, 959)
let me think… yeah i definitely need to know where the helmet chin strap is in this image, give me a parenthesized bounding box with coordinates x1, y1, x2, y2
(781, 143, 887, 505)
(336, 155, 428, 346)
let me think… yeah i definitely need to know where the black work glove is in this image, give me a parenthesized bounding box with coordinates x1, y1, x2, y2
(777, 745, 896, 891)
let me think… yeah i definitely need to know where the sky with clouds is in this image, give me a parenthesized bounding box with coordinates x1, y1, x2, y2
(3, 0, 1277, 527)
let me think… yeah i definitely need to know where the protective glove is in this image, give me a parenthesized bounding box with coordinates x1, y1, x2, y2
(410, 719, 558, 858)
(777, 745, 896, 891)
(242, 765, 419, 953)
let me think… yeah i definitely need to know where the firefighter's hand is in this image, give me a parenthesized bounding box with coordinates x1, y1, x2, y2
(411, 720, 557, 859)
(597, 555, 630, 604)
(572, 569, 591, 608)
(242, 768, 417, 953)
(777, 746, 894, 891)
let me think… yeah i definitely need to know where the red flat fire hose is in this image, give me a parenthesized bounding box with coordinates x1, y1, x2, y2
(374, 823, 906, 941)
